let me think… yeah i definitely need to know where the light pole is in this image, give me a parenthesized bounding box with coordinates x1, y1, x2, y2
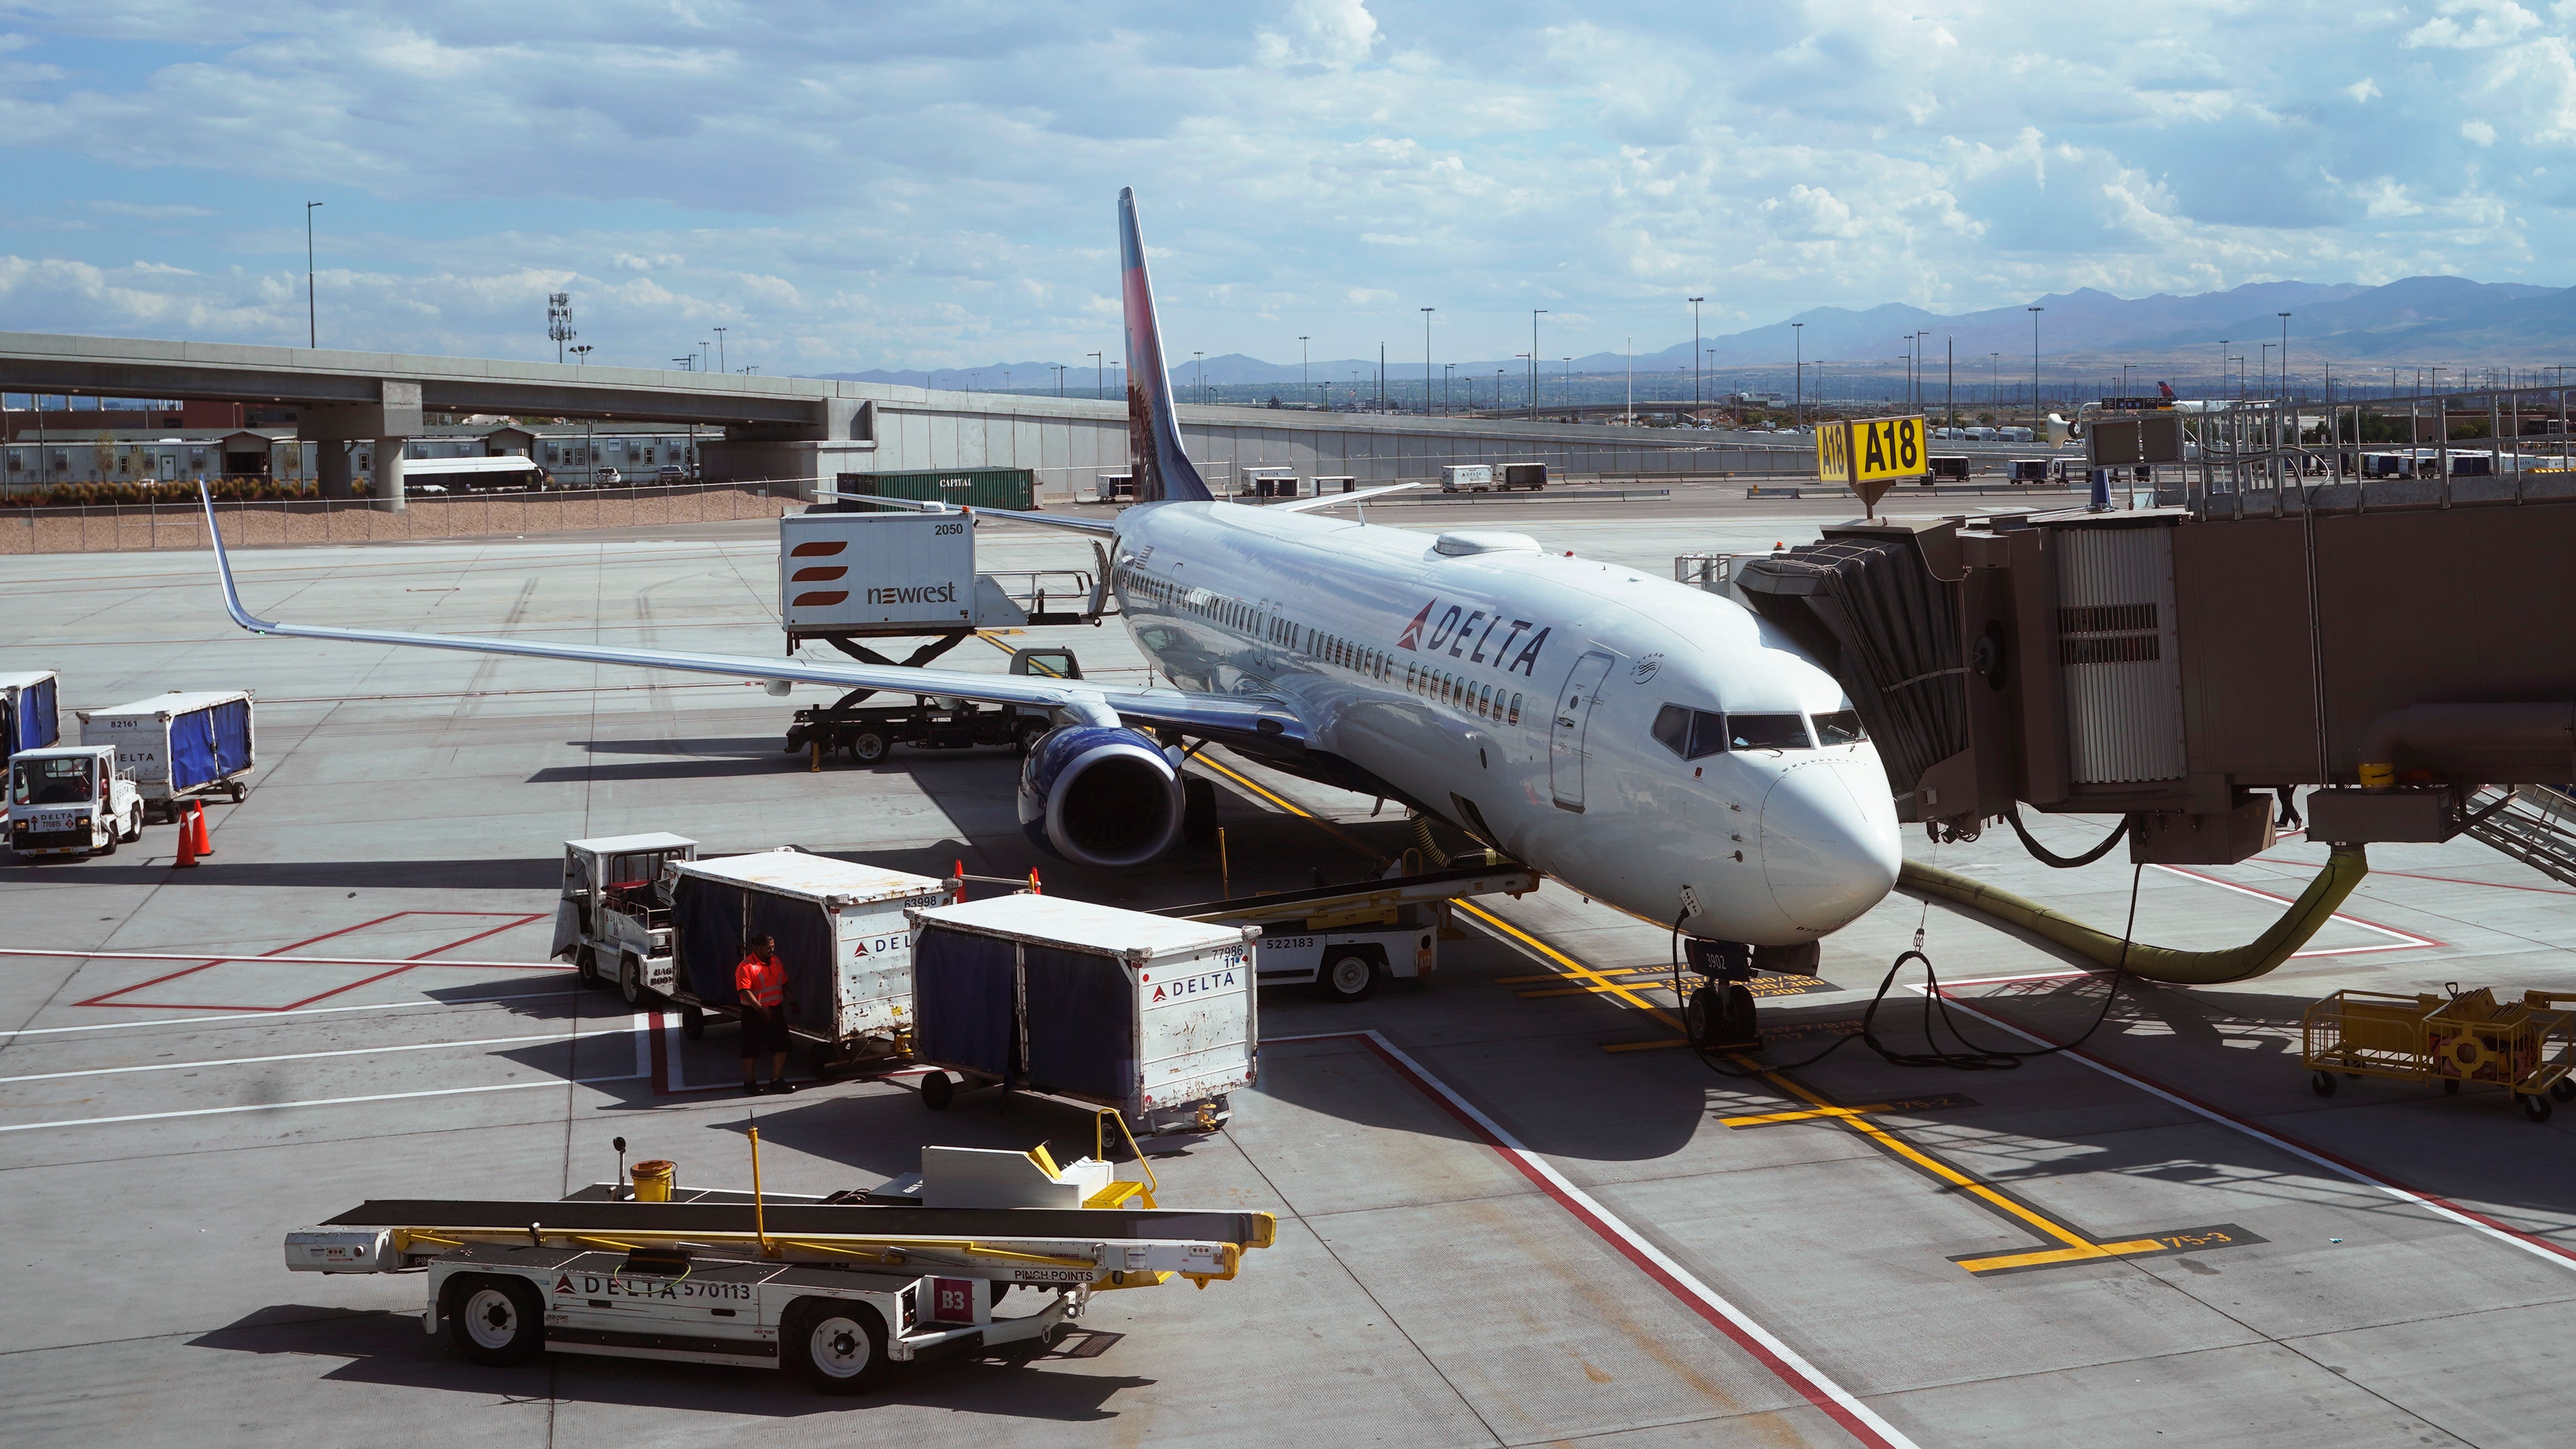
(1689, 296, 1704, 410)
(1989, 352, 1999, 414)
(1530, 310, 1546, 421)
(2027, 307, 2044, 426)
(713, 326, 726, 373)
(569, 344, 592, 366)
(1089, 351, 1103, 399)
(700, 340, 712, 373)
(2261, 344, 2274, 399)
(2277, 312, 2291, 401)
(1298, 336, 1309, 399)
(1421, 308, 1435, 417)
(1194, 351, 1204, 406)
(1792, 322, 1804, 426)
(1444, 362, 1454, 414)
(304, 201, 323, 347)
(1563, 358, 1572, 415)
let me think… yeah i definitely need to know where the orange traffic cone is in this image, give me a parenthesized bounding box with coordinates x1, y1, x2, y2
(173, 810, 198, 869)
(191, 802, 214, 858)
(1027, 867, 1041, 895)
(953, 858, 967, 905)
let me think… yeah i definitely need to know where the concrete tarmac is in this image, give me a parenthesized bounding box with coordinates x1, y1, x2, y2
(1, 484, 2568, 1447)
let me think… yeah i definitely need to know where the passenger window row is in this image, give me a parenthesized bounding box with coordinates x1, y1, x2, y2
(1411, 661, 1522, 726)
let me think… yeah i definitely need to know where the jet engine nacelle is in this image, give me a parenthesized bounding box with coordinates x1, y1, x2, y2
(1017, 724, 1183, 868)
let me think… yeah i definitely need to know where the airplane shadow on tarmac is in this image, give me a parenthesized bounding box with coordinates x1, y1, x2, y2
(187, 1304, 1145, 1419)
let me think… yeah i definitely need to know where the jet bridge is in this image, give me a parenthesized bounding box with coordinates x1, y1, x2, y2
(1732, 477, 2576, 878)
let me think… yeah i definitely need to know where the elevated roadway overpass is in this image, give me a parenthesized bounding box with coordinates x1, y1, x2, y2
(0, 331, 1807, 509)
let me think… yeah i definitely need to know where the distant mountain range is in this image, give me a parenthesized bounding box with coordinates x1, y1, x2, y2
(815, 276, 2576, 394)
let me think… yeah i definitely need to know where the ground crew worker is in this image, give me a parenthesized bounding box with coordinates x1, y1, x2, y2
(736, 933, 796, 1095)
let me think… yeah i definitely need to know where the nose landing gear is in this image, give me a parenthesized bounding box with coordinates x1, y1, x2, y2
(1681, 939, 1761, 1051)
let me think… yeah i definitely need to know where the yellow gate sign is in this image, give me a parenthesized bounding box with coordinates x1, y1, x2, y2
(1816, 414, 1927, 516)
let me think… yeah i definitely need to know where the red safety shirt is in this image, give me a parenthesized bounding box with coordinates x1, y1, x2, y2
(736, 952, 786, 1008)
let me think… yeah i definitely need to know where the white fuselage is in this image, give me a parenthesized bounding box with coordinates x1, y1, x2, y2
(1105, 502, 1903, 946)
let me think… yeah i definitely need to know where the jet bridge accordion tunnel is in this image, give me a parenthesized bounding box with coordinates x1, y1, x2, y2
(1732, 493, 2576, 983)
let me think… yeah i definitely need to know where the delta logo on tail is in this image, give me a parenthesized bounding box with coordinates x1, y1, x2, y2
(1395, 598, 1551, 675)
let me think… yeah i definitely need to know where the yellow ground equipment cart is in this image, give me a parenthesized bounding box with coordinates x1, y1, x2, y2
(2304, 986, 2576, 1122)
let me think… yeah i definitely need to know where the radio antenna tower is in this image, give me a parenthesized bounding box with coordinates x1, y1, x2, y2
(547, 292, 576, 363)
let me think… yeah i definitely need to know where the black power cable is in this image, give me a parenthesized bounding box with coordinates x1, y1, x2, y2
(2004, 802, 2131, 869)
(1674, 864, 2146, 1078)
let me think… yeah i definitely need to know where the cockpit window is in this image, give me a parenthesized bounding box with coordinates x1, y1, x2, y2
(1728, 713, 1812, 751)
(1651, 704, 1730, 761)
(1813, 710, 1867, 745)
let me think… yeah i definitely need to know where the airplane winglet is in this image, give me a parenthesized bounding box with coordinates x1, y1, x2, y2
(197, 483, 279, 634)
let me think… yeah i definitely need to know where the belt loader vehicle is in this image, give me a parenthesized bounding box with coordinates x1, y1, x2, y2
(283, 1141, 1272, 1394)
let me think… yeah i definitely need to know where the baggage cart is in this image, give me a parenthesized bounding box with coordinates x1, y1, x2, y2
(2303, 986, 2576, 1122)
(905, 895, 1260, 1135)
(76, 689, 255, 823)
(1, 670, 60, 754)
(665, 849, 952, 1067)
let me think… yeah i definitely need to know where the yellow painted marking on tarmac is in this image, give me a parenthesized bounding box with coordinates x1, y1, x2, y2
(1951, 1239, 2170, 1274)
(1200, 749, 2124, 1273)
(1496, 968, 1665, 986)
(1720, 1103, 1899, 1127)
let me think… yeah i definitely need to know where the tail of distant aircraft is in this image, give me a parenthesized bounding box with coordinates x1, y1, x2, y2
(2157, 380, 2177, 399)
(1119, 188, 1214, 503)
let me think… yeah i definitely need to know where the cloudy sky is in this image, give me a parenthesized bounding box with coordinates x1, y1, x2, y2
(3, 1, 2574, 375)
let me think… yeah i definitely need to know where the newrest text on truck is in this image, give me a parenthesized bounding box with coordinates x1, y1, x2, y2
(76, 689, 254, 822)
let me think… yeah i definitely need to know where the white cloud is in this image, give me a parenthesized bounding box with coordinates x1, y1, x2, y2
(1, 3, 2574, 371)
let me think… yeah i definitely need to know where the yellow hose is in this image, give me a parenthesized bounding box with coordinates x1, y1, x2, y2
(1898, 845, 2370, 986)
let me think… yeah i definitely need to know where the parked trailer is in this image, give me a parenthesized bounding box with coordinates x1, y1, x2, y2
(1440, 463, 1496, 493)
(906, 895, 1259, 1134)
(1, 671, 60, 754)
(76, 689, 254, 822)
(282, 1144, 1272, 1394)
(664, 849, 952, 1065)
(551, 833, 700, 1003)
(1498, 462, 1549, 491)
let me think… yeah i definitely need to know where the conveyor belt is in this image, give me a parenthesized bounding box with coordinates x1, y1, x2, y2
(323, 1199, 1269, 1246)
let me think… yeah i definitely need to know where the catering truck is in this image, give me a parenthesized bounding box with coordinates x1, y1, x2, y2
(1, 671, 61, 754)
(7, 745, 143, 858)
(663, 849, 953, 1068)
(76, 689, 255, 822)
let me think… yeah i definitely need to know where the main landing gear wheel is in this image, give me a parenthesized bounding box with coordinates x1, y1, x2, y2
(919, 1070, 955, 1111)
(848, 730, 889, 765)
(449, 1276, 544, 1366)
(619, 953, 646, 1007)
(1182, 776, 1219, 850)
(786, 1300, 887, 1394)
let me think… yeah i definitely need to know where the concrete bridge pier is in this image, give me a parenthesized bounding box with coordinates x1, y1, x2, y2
(298, 381, 423, 510)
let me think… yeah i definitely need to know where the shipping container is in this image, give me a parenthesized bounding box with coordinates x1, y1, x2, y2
(1439, 464, 1495, 492)
(1, 671, 61, 754)
(830, 467, 1036, 512)
(663, 849, 952, 1063)
(76, 689, 254, 819)
(905, 895, 1258, 1134)
(1498, 462, 1548, 490)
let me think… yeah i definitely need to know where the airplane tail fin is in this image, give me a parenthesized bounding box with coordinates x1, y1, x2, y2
(1119, 188, 1214, 503)
(2157, 380, 2177, 399)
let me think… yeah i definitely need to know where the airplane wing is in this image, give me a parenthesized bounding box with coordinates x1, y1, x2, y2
(1269, 481, 1424, 513)
(197, 487, 1302, 751)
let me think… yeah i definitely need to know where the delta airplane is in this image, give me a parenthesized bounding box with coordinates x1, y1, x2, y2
(201, 189, 1901, 974)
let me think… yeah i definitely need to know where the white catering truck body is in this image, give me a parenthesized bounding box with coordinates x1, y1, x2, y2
(779, 511, 981, 633)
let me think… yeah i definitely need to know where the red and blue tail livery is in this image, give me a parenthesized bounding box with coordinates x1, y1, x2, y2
(1119, 187, 1214, 504)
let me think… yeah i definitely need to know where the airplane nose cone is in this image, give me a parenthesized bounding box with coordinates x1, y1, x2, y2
(1758, 756, 1901, 935)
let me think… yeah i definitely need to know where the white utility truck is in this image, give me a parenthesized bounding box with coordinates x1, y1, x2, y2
(1168, 858, 1542, 1002)
(282, 1142, 1273, 1394)
(551, 834, 700, 999)
(6, 745, 143, 858)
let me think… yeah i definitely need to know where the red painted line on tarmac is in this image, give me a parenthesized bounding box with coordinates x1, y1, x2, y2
(1269, 1029, 1914, 1449)
(65, 911, 557, 1012)
(1931, 992, 2576, 1272)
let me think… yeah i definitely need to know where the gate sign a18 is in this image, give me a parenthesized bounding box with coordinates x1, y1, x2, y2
(1815, 414, 1928, 515)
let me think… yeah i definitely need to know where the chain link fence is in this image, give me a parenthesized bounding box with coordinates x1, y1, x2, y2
(1, 480, 796, 555)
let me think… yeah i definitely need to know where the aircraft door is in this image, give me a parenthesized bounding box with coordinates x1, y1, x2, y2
(1548, 650, 1616, 813)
